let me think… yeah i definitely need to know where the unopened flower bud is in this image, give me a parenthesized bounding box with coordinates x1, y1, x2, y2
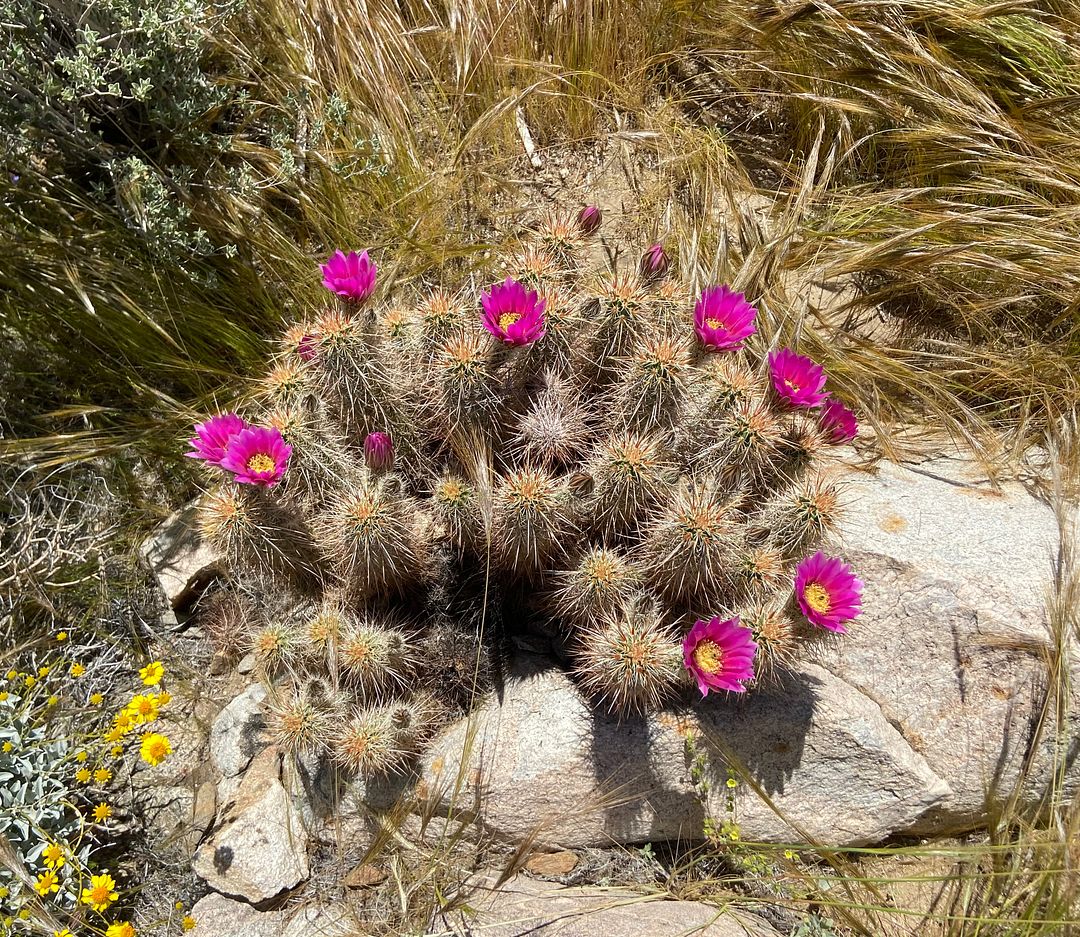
(640, 242, 669, 280)
(364, 432, 394, 471)
(577, 204, 602, 236)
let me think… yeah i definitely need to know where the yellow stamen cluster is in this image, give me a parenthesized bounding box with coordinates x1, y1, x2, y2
(803, 581, 832, 614)
(246, 453, 276, 474)
(692, 638, 724, 675)
(498, 312, 522, 332)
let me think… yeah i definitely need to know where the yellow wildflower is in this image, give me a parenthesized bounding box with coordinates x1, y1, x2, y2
(34, 870, 60, 897)
(106, 923, 136, 937)
(0, 885, 8, 898)
(38, 666, 50, 678)
(139, 660, 164, 686)
(0, 691, 8, 702)
(156, 691, 171, 706)
(55, 930, 75, 937)
(42, 843, 65, 868)
(4, 669, 15, 680)
(93, 767, 112, 785)
(182, 915, 196, 931)
(175, 901, 184, 910)
(726, 778, 738, 789)
(110, 745, 124, 758)
(70, 663, 86, 677)
(81, 872, 119, 912)
(47, 694, 58, 706)
(76, 750, 88, 762)
(105, 726, 125, 743)
(25, 675, 36, 689)
(140, 732, 172, 766)
(93, 802, 113, 822)
(75, 767, 91, 784)
(56, 632, 68, 642)
(114, 711, 135, 730)
(18, 908, 30, 919)
(90, 692, 104, 705)
(1, 742, 11, 754)
(126, 694, 159, 723)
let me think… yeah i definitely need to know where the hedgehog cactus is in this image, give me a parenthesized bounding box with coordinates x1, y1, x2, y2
(186, 218, 864, 777)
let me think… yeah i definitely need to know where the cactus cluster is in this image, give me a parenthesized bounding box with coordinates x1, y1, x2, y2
(188, 207, 864, 775)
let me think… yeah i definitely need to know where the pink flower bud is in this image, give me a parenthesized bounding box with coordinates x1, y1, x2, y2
(364, 432, 394, 471)
(640, 242, 669, 279)
(577, 204, 602, 235)
(297, 334, 317, 362)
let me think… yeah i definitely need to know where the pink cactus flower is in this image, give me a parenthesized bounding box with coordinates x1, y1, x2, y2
(768, 347, 828, 408)
(364, 431, 394, 471)
(297, 334, 317, 362)
(820, 397, 858, 444)
(682, 616, 758, 697)
(480, 277, 546, 346)
(220, 426, 292, 487)
(578, 204, 602, 235)
(795, 551, 863, 634)
(320, 250, 377, 303)
(640, 242, 670, 279)
(185, 413, 248, 466)
(693, 286, 757, 352)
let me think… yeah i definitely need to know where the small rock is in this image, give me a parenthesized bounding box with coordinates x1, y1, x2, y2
(525, 851, 579, 876)
(238, 653, 257, 675)
(188, 892, 283, 937)
(134, 785, 195, 841)
(343, 863, 387, 889)
(441, 873, 779, 936)
(210, 653, 231, 676)
(210, 683, 269, 779)
(193, 748, 310, 903)
(217, 774, 242, 811)
(191, 780, 217, 838)
(141, 502, 222, 611)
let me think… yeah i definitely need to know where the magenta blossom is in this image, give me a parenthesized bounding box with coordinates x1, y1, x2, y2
(693, 286, 757, 352)
(297, 333, 317, 362)
(640, 242, 669, 279)
(185, 413, 247, 466)
(795, 551, 863, 634)
(769, 347, 828, 408)
(820, 397, 858, 444)
(682, 616, 757, 697)
(578, 204, 602, 235)
(364, 432, 394, 471)
(220, 426, 292, 487)
(480, 277, 546, 346)
(320, 250, 377, 303)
